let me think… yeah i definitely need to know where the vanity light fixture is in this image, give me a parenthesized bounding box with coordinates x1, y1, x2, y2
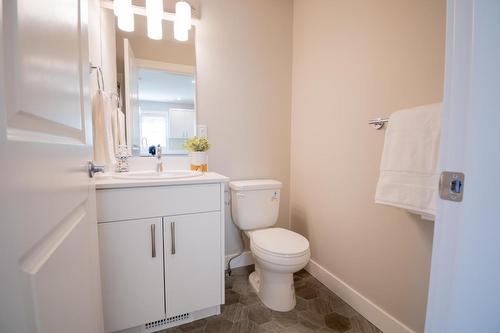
(111, 0, 194, 41)
(116, 0, 134, 32)
(146, 0, 163, 40)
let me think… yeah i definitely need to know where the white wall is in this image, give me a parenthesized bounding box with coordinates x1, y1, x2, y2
(291, 0, 445, 332)
(196, 0, 293, 255)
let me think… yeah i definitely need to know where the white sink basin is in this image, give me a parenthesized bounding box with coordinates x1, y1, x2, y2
(112, 170, 202, 180)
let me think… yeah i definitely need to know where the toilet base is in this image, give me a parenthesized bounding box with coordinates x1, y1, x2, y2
(249, 264, 296, 312)
(248, 271, 260, 293)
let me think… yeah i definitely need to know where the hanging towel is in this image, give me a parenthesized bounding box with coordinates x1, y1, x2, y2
(111, 107, 126, 153)
(375, 103, 442, 219)
(92, 91, 115, 171)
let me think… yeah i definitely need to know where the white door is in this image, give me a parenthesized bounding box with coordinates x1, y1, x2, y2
(0, 1, 102, 333)
(425, 1, 500, 332)
(164, 212, 222, 316)
(124, 38, 139, 154)
(99, 218, 164, 333)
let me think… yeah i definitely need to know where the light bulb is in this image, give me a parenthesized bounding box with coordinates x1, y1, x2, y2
(175, 1, 192, 31)
(117, 0, 134, 32)
(174, 20, 188, 42)
(113, 0, 122, 16)
(146, 0, 163, 40)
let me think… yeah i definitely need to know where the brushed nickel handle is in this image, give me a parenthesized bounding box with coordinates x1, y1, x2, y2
(151, 224, 156, 258)
(170, 222, 176, 255)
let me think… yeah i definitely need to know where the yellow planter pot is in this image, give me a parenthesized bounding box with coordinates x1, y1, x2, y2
(189, 151, 208, 172)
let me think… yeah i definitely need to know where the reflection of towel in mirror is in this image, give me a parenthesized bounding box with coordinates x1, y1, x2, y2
(111, 107, 126, 152)
(375, 103, 442, 220)
(92, 91, 115, 171)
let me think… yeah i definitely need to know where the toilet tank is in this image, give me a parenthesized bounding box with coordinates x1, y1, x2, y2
(229, 179, 282, 231)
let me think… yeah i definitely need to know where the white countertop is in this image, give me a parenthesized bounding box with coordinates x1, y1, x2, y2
(94, 172, 229, 190)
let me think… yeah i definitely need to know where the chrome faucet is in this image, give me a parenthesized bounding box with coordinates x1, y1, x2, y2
(155, 144, 163, 173)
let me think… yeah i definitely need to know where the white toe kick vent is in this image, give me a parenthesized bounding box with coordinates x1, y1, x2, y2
(144, 313, 190, 331)
(144, 319, 166, 330)
(166, 313, 190, 323)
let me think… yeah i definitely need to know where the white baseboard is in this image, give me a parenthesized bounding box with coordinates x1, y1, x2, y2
(225, 251, 253, 270)
(305, 259, 415, 333)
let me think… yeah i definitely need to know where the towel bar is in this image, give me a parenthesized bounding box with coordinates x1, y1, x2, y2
(368, 118, 389, 130)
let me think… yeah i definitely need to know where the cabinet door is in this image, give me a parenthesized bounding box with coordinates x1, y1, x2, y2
(99, 218, 164, 332)
(164, 212, 222, 316)
(184, 111, 196, 138)
(169, 109, 194, 138)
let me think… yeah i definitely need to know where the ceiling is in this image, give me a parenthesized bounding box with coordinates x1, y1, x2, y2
(138, 68, 195, 104)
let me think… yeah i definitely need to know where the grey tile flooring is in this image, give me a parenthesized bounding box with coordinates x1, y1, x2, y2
(159, 265, 382, 333)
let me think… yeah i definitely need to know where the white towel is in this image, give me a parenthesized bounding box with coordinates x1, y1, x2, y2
(92, 91, 115, 171)
(375, 103, 442, 219)
(111, 107, 126, 153)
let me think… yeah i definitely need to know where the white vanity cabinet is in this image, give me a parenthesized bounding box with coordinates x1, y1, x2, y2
(95, 176, 227, 333)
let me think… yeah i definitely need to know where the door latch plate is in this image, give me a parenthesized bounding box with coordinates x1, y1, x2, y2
(439, 171, 465, 202)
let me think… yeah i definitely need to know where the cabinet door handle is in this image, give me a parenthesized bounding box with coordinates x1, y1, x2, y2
(170, 222, 176, 255)
(151, 224, 156, 258)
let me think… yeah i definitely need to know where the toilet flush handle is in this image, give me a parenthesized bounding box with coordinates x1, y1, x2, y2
(236, 193, 246, 197)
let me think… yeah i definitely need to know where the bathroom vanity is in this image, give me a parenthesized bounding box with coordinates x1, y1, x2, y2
(95, 173, 228, 333)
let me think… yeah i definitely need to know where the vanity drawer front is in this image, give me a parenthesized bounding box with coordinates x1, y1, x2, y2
(97, 184, 221, 222)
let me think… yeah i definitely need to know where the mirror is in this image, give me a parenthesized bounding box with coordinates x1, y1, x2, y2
(112, 12, 196, 156)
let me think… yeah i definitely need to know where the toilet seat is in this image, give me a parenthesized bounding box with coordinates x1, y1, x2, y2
(249, 228, 310, 265)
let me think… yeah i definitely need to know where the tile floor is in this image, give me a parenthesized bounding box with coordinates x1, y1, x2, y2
(160, 265, 382, 333)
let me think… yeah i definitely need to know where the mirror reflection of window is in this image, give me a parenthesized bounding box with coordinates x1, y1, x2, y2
(139, 111, 168, 154)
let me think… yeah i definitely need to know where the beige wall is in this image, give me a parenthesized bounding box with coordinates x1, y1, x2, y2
(116, 35, 196, 73)
(115, 15, 196, 73)
(196, 0, 293, 254)
(291, 0, 445, 332)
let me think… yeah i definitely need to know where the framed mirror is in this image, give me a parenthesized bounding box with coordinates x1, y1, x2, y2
(110, 10, 197, 156)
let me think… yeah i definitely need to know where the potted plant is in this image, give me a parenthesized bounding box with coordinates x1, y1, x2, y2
(184, 137, 211, 172)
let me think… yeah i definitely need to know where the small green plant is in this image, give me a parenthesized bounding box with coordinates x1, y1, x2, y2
(184, 137, 211, 152)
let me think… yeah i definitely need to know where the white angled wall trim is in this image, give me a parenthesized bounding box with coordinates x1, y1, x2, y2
(305, 260, 415, 333)
(225, 251, 254, 270)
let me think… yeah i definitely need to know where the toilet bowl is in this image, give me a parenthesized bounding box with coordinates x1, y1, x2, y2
(229, 179, 310, 312)
(247, 228, 310, 311)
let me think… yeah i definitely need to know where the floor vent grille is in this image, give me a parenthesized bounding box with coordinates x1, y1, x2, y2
(144, 313, 190, 330)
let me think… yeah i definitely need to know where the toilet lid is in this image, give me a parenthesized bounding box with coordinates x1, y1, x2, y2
(251, 228, 309, 257)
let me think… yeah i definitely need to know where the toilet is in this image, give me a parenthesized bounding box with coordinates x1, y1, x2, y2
(229, 179, 310, 312)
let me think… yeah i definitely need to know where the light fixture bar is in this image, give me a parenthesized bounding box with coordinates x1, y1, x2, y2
(101, 0, 199, 26)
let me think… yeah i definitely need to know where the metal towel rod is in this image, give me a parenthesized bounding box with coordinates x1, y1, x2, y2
(368, 117, 389, 130)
